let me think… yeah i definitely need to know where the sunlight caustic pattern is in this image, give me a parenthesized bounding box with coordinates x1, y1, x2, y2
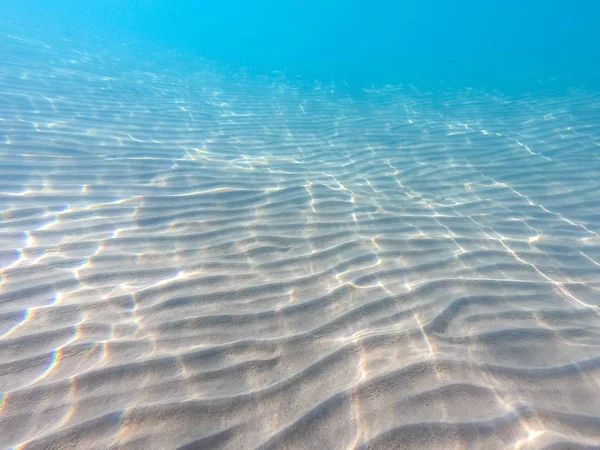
(1, 32, 600, 449)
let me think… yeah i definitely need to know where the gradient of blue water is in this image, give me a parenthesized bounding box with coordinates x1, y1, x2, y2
(3, 0, 600, 88)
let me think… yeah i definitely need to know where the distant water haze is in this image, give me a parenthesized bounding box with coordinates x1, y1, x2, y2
(3, 0, 600, 87)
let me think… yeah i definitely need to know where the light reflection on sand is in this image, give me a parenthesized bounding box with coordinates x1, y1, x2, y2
(1, 30, 600, 450)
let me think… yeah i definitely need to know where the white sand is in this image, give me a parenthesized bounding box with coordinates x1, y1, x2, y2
(1, 33, 600, 449)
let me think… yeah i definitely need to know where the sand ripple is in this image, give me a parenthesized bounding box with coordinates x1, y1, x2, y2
(1, 32, 600, 449)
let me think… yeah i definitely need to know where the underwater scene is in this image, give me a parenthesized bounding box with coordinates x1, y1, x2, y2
(1, 1, 600, 448)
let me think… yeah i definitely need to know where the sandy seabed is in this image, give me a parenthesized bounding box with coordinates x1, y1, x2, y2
(1, 33, 600, 449)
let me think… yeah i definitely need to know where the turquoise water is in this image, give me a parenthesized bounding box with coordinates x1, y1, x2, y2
(4, 0, 600, 86)
(1, 3, 600, 449)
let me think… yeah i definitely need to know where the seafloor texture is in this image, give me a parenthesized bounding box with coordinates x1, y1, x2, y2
(1, 34, 600, 450)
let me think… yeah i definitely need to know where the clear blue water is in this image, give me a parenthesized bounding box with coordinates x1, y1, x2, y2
(4, 0, 600, 87)
(1, 2, 600, 449)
